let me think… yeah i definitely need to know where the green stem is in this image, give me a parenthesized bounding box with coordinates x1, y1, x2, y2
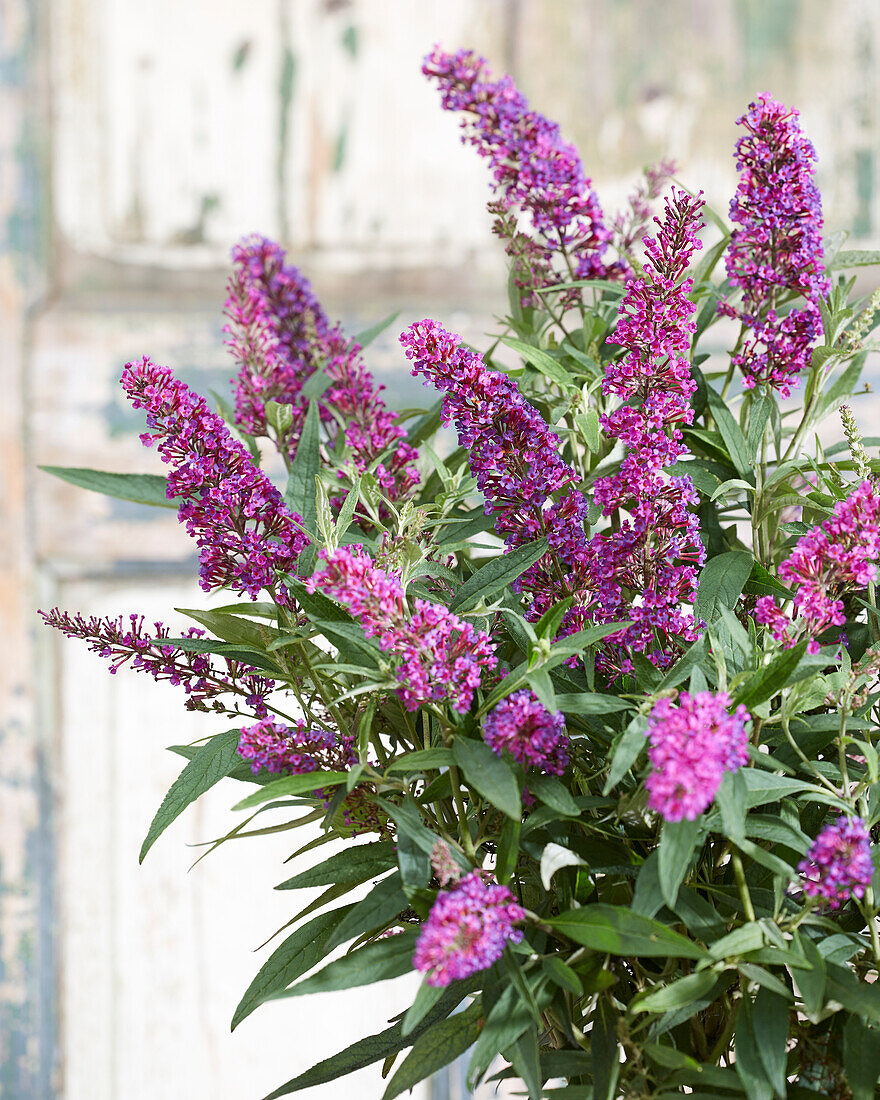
(732, 848, 757, 922)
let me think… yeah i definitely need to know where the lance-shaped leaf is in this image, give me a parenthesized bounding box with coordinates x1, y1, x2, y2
(39, 465, 180, 508)
(140, 730, 242, 863)
(547, 904, 708, 960)
(450, 538, 549, 613)
(383, 1002, 483, 1099)
(452, 737, 521, 820)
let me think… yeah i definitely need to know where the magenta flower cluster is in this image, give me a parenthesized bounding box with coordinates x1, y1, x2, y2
(236, 718, 356, 776)
(225, 235, 419, 500)
(121, 358, 309, 599)
(39, 609, 274, 716)
(482, 689, 569, 775)
(797, 816, 873, 909)
(307, 545, 497, 713)
(755, 480, 880, 653)
(412, 871, 525, 987)
(400, 318, 590, 622)
(645, 691, 751, 822)
(720, 94, 829, 397)
(422, 46, 618, 302)
(587, 190, 706, 674)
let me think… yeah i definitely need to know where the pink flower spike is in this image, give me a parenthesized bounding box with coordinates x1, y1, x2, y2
(120, 358, 309, 599)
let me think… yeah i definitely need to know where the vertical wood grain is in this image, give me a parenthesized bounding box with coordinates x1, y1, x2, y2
(0, 0, 56, 1095)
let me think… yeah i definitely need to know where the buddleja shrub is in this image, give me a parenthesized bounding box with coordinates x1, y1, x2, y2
(42, 45, 880, 1100)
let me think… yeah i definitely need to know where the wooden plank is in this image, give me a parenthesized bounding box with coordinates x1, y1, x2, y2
(0, 0, 56, 1096)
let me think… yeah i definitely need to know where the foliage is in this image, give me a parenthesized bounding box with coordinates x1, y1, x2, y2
(40, 48, 880, 1100)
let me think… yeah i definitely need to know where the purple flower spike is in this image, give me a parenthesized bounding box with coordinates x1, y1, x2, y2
(121, 358, 309, 600)
(225, 235, 419, 501)
(798, 816, 873, 909)
(483, 689, 569, 775)
(413, 871, 525, 987)
(720, 94, 829, 397)
(38, 609, 274, 715)
(584, 189, 707, 675)
(423, 47, 621, 303)
(400, 318, 591, 621)
(237, 718, 356, 776)
(645, 691, 750, 822)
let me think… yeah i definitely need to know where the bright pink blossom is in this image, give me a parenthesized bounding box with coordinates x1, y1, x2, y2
(798, 816, 873, 909)
(483, 689, 569, 775)
(645, 691, 750, 822)
(413, 871, 525, 986)
(237, 718, 356, 776)
(39, 609, 273, 716)
(422, 46, 620, 304)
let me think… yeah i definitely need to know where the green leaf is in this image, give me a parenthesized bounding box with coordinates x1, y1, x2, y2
(383, 1002, 483, 1099)
(401, 981, 444, 1037)
(746, 393, 773, 461)
(826, 963, 880, 1026)
(274, 841, 396, 890)
(450, 538, 549, 612)
(325, 873, 408, 951)
(541, 956, 583, 995)
(284, 400, 321, 529)
(161, 636, 281, 674)
(632, 969, 719, 1014)
(694, 551, 754, 624)
(734, 997, 773, 1100)
(39, 465, 179, 508)
(832, 249, 880, 267)
(510, 1028, 543, 1100)
(468, 983, 535, 1087)
(140, 730, 242, 862)
(499, 335, 575, 388)
(735, 641, 807, 709)
(280, 930, 417, 998)
(843, 1015, 880, 1100)
(528, 774, 580, 816)
(233, 771, 349, 811)
(706, 388, 752, 479)
(175, 607, 278, 647)
(592, 996, 621, 1100)
(353, 310, 400, 348)
(231, 907, 353, 1030)
(742, 561, 792, 600)
(544, 621, 633, 663)
(753, 987, 789, 1097)
(496, 815, 521, 885)
(452, 737, 521, 820)
(603, 715, 649, 794)
(792, 932, 825, 1018)
(556, 693, 631, 715)
(547, 904, 707, 960)
(385, 748, 454, 774)
(658, 817, 701, 907)
(642, 1044, 702, 1071)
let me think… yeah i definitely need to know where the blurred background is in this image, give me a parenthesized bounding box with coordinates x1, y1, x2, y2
(3, 1, 880, 1097)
